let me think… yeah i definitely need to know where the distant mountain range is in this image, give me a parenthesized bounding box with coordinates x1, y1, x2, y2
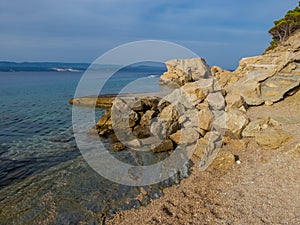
(0, 61, 166, 72)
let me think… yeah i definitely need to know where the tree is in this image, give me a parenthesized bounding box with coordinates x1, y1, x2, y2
(268, 3, 300, 45)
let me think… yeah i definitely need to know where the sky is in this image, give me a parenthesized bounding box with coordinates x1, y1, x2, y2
(0, 0, 297, 69)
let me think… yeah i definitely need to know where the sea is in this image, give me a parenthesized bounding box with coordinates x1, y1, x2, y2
(0, 64, 186, 224)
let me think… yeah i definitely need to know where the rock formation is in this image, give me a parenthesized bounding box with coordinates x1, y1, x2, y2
(90, 30, 300, 171)
(211, 30, 300, 106)
(159, 58, 212, 86)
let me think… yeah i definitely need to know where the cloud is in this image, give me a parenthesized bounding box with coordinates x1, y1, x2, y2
(0, 0, 297, 67)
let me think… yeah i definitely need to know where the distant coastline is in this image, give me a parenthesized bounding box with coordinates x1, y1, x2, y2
(0, 61, 90, 72)
(0, 61, 167, 73)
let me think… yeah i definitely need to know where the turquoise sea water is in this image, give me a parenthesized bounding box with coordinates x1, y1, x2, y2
(0, 67, 187, 224)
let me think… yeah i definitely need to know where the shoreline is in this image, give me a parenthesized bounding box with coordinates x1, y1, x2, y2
(107, 90, 300, 224)
(104, 31, 300, 224)
(70, 30, 300, 224)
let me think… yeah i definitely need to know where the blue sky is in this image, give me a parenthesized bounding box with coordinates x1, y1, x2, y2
(0, 0, 297, 68)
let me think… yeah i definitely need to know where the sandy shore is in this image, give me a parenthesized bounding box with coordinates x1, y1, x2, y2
(107, 90, 300, 224)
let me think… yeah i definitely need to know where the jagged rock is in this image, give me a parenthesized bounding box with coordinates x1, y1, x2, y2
(141, 97, 160, 111)
(166, 121, 181, 136)
(133, 125, 151, 139)
(206, 92, 225, 110)
(151, 139, 174, 153)
(159, 104, 179, 122)
(113, 142, 126, 151)
(160, 89, 190, 112)
(211, 65, 240, 88)
(210, 152, 236, 172)
(214, 110, 249, 139)
(255, 128, 290, 149)
(157, 99, 171, 112)
(150, 120, 164, 138)
(181, 82, 207, 105)
(193, 137, 208, 159)
(210, 31, 300, 106)
(139, 136, 162, 150)
(140, 110, 156, 126)
(197, 107, 213, 131)
(126, 139, 141, 149)
(195, 77, 215, 92)
(131, 100, 145, 112)
(129, 110, 140, 128)
(97, 114, 111, 127)
(260, 76, 300, 103)
(169, 127, 199, 146)
(242, 117, 280, 138)
(96, 114, 113, 136)
(225, 89, 245, 109)
(160, 58, 212, 86)
(227, 37, 300, 106)
(236, 80, 264, 106)
(198, 131, 223, 169)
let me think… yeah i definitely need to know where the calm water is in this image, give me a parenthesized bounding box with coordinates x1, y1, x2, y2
(0, 68, 186, 224)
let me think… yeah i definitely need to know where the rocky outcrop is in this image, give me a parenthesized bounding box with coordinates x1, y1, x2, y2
(159, 58, 212, 86)
(242, 117, 290, 149)
(211, 30, 300, 106)
(90, 31, 300, 169)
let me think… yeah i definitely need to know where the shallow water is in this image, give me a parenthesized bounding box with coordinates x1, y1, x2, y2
(0, 68, 190, 224)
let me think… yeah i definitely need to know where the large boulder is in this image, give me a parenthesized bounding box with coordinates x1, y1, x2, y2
(160, 58, 212, 86)
(211, 66, 241, 89)
(206, 92, 226, 110)
(242, 117, 280, 138)
(255, 128, 290, 149)
(151, 139, 174, 153)
(169, 127, 199, 146)
(214, 110, 249, 139)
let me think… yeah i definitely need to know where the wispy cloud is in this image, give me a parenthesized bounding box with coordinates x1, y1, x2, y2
(0, 0, 297, 67)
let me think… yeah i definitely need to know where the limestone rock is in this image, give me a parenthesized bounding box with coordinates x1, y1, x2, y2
(160, 58, 212, 86)
(126, 139, 141, 149)
(197, 107, 213, 131)
(97, 114, 111, 127)
(169, 127, 199, 146)
(225, 89, 245, 109)
(255, 128, 289, 149)
(96, 114, 113, 136)
(113, 142, 126, 151)
(214, 110, 249, 139)
(210, 152, 236, 172)
(131, 100, 145, 112)
(133, 125, 151, 139)
(242, 117, 280, 138)
(193, 138, 208, 159)
(151, 139, 174, 153)
(181, 82, 207, 105)
(159, 104, 179, 122)
(206, 92, 225, 110)
(140, 110, 156, 126)
(226, 31, 300, 106)
(141, 97, 160, 111)
(211, 65, 241, 88)
(129, 111, 140, 128)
